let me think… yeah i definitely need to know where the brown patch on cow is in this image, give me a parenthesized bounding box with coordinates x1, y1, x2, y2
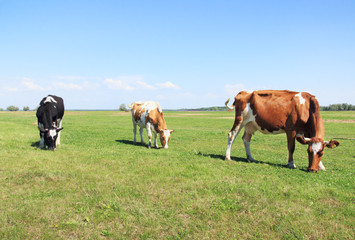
(134, 107, 146, 122)
(250, 90, 298, 133)
(147, 109, 168, 132)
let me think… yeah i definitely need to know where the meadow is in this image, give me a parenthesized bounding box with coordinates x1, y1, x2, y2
(0, 110, 354, 239)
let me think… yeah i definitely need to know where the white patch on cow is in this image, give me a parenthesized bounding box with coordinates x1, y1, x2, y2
(163, 130, 171, 138)
(162, 130, 171, 148)
(295, 92, 305, 105)
(318, 161, 326, 171)
(242, 103, 255, 123)
(141, 101, 162, 113)
(49, 129, 57, 138)
(44, 96, 57, 104)
(312, 142, 322, 155)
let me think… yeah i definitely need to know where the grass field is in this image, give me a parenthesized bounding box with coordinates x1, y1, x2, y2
(0, 110, 354, 239)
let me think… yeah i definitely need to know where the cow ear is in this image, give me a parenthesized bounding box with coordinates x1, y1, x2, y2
(324, 140, 339, 149)
(296, 135, 310, 145)
(56, 127, 63, 132)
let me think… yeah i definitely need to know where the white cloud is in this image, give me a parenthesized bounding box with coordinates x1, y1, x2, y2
(156, 81, 180, 89)
(104, 78, 135, 90)
(52, 82, 83, 90)
(104, 75, 148, 91)
(22, 78, 46, 91)
(136, 80, 156, 90)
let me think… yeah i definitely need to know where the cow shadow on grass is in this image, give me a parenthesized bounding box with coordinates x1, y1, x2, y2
(196, 151, 248, 163)
(196, 151, 290, 169)
(31, 141, 40, 148)
(115, 139, 157, 149)
(31, 141, 51, 151)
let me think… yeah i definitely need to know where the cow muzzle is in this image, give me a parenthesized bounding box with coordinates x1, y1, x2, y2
(308, 167, 318, 173)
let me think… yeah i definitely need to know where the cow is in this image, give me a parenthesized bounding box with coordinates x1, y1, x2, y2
(36, 95, 64, 150)
(128, 101, 174, 149)
(225, 90, 339, 172)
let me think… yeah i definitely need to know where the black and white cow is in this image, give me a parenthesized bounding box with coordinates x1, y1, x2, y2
(36, 95, 65, 150)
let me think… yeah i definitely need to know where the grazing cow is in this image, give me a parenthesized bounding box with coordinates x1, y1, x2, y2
(225, 90, 339, 172)
(128, 101, 174, 149)
(36, 95, 64, 150)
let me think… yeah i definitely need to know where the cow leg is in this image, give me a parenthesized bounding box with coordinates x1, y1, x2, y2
(56, 119, 62, 146)
(146, 123, 152, 149)
(286, 131, 297, 169)
(139, 127, 145, 145)
(38, 122, 45, 149)
(225, 121, 243, 161)
(133, 124, 137, 144)
(153, 131, 159, 148)
(242, 131, 256, 162)
(39, 133, 45, 149)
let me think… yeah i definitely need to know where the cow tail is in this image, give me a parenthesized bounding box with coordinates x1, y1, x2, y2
(225, 98, 234, 110)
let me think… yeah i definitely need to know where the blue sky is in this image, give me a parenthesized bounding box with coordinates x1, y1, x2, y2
(0, 0, 354, 110)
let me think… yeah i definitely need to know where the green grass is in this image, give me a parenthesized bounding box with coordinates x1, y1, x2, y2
(0, 111, 354, 239)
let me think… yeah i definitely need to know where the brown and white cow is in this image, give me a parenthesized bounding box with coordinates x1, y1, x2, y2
(225, 90, 339, 172)
(128, 101, 174, 149)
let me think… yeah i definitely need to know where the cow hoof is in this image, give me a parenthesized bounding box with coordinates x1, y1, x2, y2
(247, 157, 256, 163)
(288, 163, 297, 169)
(225, 157, 232, 161)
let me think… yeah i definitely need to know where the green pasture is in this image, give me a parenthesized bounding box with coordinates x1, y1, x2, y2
(0, 110, 354, 239)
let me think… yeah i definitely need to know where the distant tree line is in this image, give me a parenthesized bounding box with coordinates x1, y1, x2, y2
(0, 106, 31, 111)
(320, 103, 355, 111)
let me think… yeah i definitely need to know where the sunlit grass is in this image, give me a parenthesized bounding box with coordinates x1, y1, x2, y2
(0, 111, 353, 239)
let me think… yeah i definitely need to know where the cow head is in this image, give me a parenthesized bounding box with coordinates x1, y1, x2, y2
(159, 129, 174, 149)
(296, 136, 339, 172)
(39, 127, 63, 150)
